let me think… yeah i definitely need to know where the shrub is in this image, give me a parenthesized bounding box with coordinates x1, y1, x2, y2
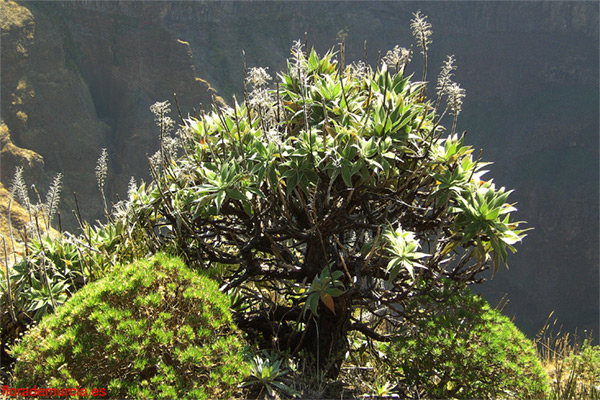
(4, 11, 529, 385)
(109, 11, 527, 377)
(10, 253, 249, 399)
(384, 287, 550, 399)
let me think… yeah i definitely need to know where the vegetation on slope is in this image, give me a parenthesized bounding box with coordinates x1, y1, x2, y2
(1, 10, 597, 399)
(11, 253, 249, 399)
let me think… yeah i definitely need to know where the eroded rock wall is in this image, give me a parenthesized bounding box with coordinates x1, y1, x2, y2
(1, 0, 215, 229)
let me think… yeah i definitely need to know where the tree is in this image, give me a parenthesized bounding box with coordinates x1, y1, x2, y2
(124, 13, 527, 377)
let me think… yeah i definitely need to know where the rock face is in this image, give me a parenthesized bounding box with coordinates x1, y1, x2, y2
(0, 122, 43, 185)
(0, 1, 597, 339)
(1, 0, 215, 229)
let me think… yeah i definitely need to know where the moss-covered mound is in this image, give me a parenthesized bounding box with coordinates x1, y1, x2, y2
(386, 287, 550, 399)
(11, 253, 249, 399)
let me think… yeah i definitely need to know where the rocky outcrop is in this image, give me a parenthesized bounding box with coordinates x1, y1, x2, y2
(2, 0, 108, 228)
(1, 122, 43, 185)
(1, 0, 215, 229)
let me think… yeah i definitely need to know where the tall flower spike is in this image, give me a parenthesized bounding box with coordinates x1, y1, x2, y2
(95, 148, 108, 192)
(248, 87, 273, 110)
(44, 173, 63, 227)
(446, 82, 466, 117)
(446, 82, 466, 135)
(290, 39, 308, 81)
(96, 148, 109, 214)
(10, 166, 30, 208)
(265, 129, 283, 146)
(410, 11, 432, 55)
(246, 67, 275, 128)
(436, 55, 456, 98)
(150, 100, 174, 134)
(346, 61, 371, 81)
(411, 11, 432, 83)
(127, 177, 137, 199)
(149, 150, 162, 173)
(150, 101, 170, 123)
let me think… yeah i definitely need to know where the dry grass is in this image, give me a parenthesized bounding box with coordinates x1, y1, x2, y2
(536, 313, 600, 400)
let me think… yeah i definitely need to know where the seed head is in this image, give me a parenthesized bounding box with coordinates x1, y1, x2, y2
(10, 166, 30, 208)
(411, 11, 432, 55)
(346, 61, 371, 81)
(150, 101, 174, 133)
(246, 67, 272, 89)
(44, 173, 63, 221)
(290, 40, 308, 80)
(95, 148, 108, 191)
(436, 55, 457, 98)
(127, 177, 137, 199)
(446, 82, 466, 116)
(383, 45, 412, 70)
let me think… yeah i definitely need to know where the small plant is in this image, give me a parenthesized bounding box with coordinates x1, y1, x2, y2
(1, 168, 66, 373)
(537, 317, 600, 399)
(384, 286, 549, 399)
(242, 351, 299, 398)
(372, 380, 395, 398)
(1, 171, 157, 360)
(10, 253, 250, 399)
(303, 266, 345, 317)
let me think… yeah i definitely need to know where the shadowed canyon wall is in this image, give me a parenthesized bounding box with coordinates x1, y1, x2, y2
(1, 0, 598, 340)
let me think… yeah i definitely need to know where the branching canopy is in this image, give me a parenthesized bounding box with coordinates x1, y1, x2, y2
(122, 38, 526, 372)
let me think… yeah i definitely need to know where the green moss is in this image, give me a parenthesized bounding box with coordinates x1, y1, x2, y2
(11, 253, 249, 399)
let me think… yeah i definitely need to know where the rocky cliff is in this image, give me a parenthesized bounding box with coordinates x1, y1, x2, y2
(1, 0, 598, 339)
(1, 0, 216, 230)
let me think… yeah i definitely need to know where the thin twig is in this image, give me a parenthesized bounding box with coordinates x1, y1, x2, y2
(173, 92, 185, 125)
(33, 215, 57, 311)
(333, 235, 354, 287)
